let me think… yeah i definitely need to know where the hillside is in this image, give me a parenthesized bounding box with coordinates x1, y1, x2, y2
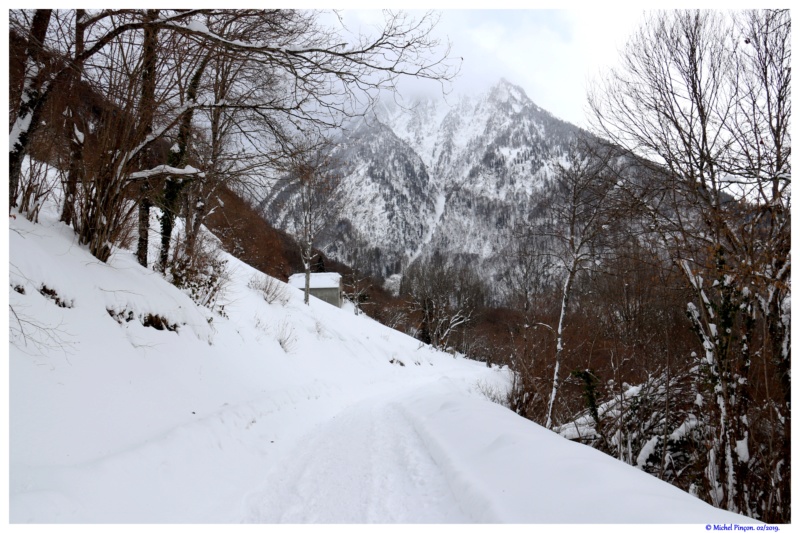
(8, 199, 758, 524)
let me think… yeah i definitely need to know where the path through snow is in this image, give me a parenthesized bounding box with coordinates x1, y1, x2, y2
(243, 381, 470, 523)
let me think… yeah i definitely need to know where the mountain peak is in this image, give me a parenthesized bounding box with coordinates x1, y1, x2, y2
(490, 78, 529, 104)
(277, 76, 586, 281)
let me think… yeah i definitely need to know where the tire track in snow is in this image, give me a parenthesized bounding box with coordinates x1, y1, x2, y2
(241, 393, 470, 523)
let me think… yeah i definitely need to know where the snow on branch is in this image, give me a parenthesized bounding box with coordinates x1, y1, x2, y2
(129, 165, 205, 180)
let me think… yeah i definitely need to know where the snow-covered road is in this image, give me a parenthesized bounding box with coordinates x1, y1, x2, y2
(243, 381, 471, 523)
(243, 371, 757, 524)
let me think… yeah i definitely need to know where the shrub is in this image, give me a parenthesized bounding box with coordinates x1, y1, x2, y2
(247, 273, 289, 306)
(168, 235, 229, 316)
(275, 320, 296, 353)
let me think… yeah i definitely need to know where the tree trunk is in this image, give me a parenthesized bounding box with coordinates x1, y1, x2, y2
(135, 9, 159, 268)
(60, 10, 85, 226)
(184, 191, 205, 263)
(9, 9, 52, 209)
(158, 178, 179, 270)
(137, 184, 151, 267)
(546, 264, 576, 430)
(303, 250, 311, 305)
(158, 53, 209, 271)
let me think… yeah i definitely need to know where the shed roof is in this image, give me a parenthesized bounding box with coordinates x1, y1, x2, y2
(287, 272, 342, 289)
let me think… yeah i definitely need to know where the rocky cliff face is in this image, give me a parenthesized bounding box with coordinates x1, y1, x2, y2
(261, 78, 588, 288)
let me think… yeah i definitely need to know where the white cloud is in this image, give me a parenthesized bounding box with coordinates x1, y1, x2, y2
(443, 9, 645, 126)
(327, 8, 647, 126)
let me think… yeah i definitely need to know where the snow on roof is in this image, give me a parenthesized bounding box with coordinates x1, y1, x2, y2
(287, 272, 342, 289)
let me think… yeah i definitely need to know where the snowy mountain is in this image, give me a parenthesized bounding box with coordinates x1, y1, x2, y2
(261, 79, 585, 284)
(8, 194, 758, 524)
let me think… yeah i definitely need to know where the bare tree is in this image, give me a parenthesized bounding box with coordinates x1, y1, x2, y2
(526, 143, 622, 429)
(589, 9, 790, 520)
(9, 9, 52, 209)
(341, 245, 374, 316)
(400, 252, 485, 351)
(284, 142, 346, 305)
(504, 220, 552, 315)
(9, 9, 459, 265)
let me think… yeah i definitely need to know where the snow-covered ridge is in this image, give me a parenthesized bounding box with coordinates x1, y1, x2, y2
(264, 78, 588, 283)
(9, 196, 756, 524)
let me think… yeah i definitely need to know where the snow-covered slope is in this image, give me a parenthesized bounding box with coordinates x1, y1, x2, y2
(8, 204, 756, 524)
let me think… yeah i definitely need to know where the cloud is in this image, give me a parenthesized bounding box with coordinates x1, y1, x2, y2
(332, 8, 647, 126)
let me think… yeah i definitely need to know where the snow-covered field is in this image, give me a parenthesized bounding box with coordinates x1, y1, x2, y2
(7, 200, 759, 524)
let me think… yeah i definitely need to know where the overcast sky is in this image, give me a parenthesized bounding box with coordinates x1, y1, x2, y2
(333, 9, 648, 128)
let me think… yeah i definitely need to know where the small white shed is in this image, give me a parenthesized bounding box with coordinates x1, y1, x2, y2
(288, 272, 343, 308)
